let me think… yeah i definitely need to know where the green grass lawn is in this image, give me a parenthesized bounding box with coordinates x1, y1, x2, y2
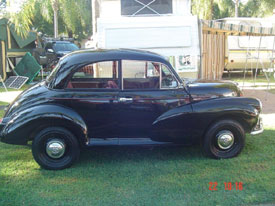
(0, 101, 8, 117)
(0, 132, 274, 206)
(0, 82, 274, 206)
(0, 98, 274, 206)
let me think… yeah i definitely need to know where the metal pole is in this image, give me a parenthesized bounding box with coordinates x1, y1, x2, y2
(243, 35, 250, 90)
(92, 0, 96, 36)
(0, 75, 8, 92)
(271, 36, 275, 78)
(254, 36, 262, 86)
(264, 36, 275, 99)
(54, 10, 58, 38)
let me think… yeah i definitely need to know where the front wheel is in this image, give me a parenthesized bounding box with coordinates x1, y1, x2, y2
(32, 127, 80, 170)
(203, 120, 245, 159)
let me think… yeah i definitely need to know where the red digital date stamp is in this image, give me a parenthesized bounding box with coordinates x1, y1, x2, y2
(209, 182, 243, 191)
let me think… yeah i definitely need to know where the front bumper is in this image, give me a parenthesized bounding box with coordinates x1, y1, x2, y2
(250, 116, 264, 135)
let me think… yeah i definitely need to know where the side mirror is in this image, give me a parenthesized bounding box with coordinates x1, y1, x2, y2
(47, 49, 54, 53)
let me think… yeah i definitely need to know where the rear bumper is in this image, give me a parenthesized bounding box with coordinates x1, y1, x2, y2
(250, 116, 264, 135)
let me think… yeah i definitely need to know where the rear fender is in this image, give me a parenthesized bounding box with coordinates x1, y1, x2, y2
(1, 104, 88, 145)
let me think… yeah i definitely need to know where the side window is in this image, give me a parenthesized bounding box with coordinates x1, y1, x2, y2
(67, 61, 118, 89)
(122, 60, 160, 90)
(161, 64, 178, 89)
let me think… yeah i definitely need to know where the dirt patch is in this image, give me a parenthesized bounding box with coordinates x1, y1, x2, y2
(243, 89, 275, 114)
(243, 89, 275, 128)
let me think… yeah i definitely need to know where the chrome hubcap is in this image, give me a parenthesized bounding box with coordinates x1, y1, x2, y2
(46, 139, 66, 159)
(217, 130, 234, 150)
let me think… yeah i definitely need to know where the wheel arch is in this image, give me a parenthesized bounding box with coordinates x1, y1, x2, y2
(1, 104, 88, 146)
(28, 118, 88, 146)
(191, 97, 259, 142)
(200, 114, 250, 143)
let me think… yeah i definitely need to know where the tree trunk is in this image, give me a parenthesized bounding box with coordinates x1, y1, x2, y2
(209, 0, 213, 20)
(52, 0, 59, 38)
(235, 0, 239, 17)
(68, 30, 73, 38)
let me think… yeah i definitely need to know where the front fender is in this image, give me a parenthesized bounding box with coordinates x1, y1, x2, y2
(1, 104, 88, 145)
(191, 97, 260, 135)
(151, 104, 193, 142)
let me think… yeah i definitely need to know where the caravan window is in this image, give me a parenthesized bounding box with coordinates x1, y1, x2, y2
(121, 0, 172, 16)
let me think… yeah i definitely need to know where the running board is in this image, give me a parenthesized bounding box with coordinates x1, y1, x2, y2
(87, 138, 173, 146)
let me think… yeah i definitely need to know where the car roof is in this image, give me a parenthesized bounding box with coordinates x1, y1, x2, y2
(65, 48, 169, 63)
(47, 41, 73, 44)
(50, 49, 181, 89)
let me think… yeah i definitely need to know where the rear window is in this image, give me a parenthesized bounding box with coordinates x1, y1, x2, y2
(53, 43, 79, 52)
(67, 61, 119, 89)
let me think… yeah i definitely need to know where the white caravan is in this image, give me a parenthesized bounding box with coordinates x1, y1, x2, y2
(220, 17, 275, 72)
(89, 0, 201, 79)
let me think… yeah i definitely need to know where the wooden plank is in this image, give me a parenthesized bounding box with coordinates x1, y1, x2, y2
(201, 31, 226, 80)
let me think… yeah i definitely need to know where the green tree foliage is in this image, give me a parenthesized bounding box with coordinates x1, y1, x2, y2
(240, 0, 262, 17)
(192, 0, 275, 20)
(7, 0, 92, 40)
(213, 0, 235, 19)
(192, 0, 214, 20)
(242, 0, 275, 17)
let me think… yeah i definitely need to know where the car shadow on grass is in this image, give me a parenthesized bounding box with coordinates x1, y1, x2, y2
(78, 144, 204, 165)
(76, 127, 271, 167)
(0, 129, 272, 172)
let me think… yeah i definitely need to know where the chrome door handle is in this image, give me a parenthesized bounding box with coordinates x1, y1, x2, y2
(119, 97, 133, 103)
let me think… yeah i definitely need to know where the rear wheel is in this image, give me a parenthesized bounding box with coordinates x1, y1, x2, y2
(32, 127, 80, 170)
(203, 120, 245, 159)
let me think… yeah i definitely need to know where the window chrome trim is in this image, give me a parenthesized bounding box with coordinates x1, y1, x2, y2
(160, 64, 180, 90)
(159, 62, 162, 90)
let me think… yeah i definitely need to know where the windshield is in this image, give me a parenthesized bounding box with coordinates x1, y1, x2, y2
(53, 43, 79, 52)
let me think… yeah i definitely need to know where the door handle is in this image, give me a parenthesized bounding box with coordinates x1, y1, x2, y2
(119, 97, 133, 103)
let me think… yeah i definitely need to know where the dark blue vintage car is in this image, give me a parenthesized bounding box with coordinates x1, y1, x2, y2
(0, 49, 263, 170)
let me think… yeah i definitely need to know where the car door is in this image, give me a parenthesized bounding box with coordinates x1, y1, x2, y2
(66, 60, 120, 138)
(117, 60, 190, 139)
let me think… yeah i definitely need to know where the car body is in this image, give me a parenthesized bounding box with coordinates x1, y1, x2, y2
(0, 49, 263, 170)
